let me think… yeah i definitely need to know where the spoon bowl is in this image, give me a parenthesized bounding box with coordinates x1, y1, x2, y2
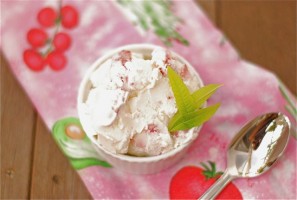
(200, 112, 291, 199)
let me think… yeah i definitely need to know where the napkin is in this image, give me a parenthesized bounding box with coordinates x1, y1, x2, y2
(1, 0, 296, 198)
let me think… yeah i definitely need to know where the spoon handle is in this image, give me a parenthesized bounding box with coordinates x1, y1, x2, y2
(199, 170, 233, 200)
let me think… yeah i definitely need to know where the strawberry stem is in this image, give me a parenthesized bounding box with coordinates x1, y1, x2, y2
(200, 162, 211, 172)
(201, 161, 223, 180)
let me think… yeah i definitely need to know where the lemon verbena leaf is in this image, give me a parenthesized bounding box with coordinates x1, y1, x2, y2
(191, 84, 222, 109)
(168, 111, 181, 130)
(168, 111, 193, 131)
(168, 84, 222, 131)
(167, 66, 195, 114)
(169, 103, 220, 131)
(169, 109, 200, 131)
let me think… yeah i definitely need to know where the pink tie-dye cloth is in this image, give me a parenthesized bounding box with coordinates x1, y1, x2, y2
(2, 1, 296, 199)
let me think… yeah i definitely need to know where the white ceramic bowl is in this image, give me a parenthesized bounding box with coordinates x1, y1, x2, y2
(77, 44, 204, 174)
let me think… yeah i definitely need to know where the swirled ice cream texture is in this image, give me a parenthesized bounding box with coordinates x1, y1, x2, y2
(83, 48, 202, 156)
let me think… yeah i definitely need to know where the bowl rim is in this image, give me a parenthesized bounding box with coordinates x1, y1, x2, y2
(77, 43, 204, 163)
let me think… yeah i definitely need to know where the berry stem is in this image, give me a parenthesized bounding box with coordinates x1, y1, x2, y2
(42, 0, 63, 57)
(201, 161, 223, 180)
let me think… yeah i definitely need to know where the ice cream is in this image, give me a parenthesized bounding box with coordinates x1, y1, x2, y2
(81, 47, 202, 157)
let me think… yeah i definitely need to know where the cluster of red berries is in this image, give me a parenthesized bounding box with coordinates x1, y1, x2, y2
(23, 5, 78, 71)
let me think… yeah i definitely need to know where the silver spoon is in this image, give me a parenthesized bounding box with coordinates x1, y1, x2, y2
(200, 112, 291, 200)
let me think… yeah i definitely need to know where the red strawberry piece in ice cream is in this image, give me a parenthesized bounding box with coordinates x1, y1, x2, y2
(159, 67, 166, 76)
(147, 124, 159, 134)
(115, 50, 132, 67)
(180, 64, 189, 78)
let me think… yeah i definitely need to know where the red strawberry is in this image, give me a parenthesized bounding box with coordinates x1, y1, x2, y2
(169, 161, 242, 199)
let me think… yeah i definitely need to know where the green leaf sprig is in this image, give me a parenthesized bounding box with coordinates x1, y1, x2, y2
(167, 66, 221, 132)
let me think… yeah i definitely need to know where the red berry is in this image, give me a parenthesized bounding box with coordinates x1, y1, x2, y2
(47, 51, 67, 71)
(53, 32, 71, 51)
(23, 49, 45, 71)
(61, 5, 79, 29)
(27, 28, 48, 48)
(37, 7, 57, 27)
